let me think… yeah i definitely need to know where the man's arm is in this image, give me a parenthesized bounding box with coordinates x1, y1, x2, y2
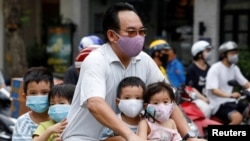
(171, 104, 207, 141)
(103, 136, 126, 141)
(243, 82, 250, 89)
(171, 104, 190, 136)
(212, 89, 241, 99)
(87, 97, 146, 141)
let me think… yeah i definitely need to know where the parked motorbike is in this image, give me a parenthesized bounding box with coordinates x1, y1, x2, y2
(176, 85, 221, 139)
(0, 88, 16, 141)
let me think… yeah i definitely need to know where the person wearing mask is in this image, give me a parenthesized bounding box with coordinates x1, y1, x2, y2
(99, 76, 146, 141)
(185, 40, 212, 118)
(32, 83, 76, 141)
(154, 39, 186, 88)
(148, 39, 169, 79)
(12, 67, 54, 140)
(63, 35, 103, 85)
(62, 2, 205, 141)
(206, 41, 250, 125)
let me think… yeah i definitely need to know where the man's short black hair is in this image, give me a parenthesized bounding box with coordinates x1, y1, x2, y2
(102, 2, 139, 42)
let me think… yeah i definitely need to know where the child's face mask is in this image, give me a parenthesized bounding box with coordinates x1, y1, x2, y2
(146, 103, 174, 123)
(26, 95, 49, 113)
(48, 104, 71, 122)
(118, 99, 143, 118)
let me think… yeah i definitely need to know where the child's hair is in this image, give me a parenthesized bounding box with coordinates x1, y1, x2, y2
(48, 83, 76, 105)
(23, 67, 54, 94)
(117, 76, 146, 98)
(144, 81, 176, 104)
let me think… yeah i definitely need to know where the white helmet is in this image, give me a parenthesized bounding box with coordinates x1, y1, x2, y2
(219, 41, 238, 54)
(191, 40, 212, 57)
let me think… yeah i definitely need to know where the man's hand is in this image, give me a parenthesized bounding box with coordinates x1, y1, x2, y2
(230, 92, 241, 99)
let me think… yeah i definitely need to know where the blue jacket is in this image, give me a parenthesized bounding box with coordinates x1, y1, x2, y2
(166, 58, 186, 88)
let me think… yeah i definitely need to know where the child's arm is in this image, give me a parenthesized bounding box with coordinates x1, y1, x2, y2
(136, 119, 148, 139)
(32, 119, 67, 141)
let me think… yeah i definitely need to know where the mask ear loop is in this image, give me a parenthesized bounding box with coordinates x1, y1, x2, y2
(145, 106, 157, 123)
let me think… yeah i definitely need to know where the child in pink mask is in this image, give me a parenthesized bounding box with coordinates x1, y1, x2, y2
(137, 81, 182, 141)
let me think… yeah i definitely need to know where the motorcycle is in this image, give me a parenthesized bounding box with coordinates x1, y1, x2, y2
(176, 85, 221, 139)
(210, 80, 250, 125)
(0, 88, 16, 141)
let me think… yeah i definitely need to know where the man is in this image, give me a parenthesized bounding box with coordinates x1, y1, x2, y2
(186, 40, 212, 118)
(62, 2, 205, 141)
(155, 40, 186, 88)
(206, 41, 250, 125)
(186, 40, 213, 95)
(148, 39, 169, 78)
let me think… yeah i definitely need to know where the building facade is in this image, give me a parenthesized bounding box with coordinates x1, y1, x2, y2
(0, 0, 249, 80)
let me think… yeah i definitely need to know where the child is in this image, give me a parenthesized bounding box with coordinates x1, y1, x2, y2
(32, 83, 76, 141)
(137, 81, 182, 141)
(99, 76, 146, 141)
(12, 67, 54, 140)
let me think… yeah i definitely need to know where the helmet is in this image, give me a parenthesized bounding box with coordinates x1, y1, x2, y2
(78, 35, 103, 51)
(75, 45, 101, 68)
(191, 40, 212, 57)
(149, 39, 170, 55)
(219, 41, 238, 54)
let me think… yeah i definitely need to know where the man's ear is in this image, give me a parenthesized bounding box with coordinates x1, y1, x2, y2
(22, 93, 26, 100)
(107, 30, 118, 43)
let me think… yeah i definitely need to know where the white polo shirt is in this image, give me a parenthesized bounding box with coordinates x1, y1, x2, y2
(206, 61, 248, 115)
(62, 43, 167, 141)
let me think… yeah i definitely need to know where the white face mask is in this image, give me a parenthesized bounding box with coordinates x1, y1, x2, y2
(203, 51, 212, 62)
(118, 99, 143, 118)
(228, 54, 238, 64)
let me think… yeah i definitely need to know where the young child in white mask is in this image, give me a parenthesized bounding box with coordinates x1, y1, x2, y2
(32, 83, 76, 141)
(99, 76, 146, 141)
(137, 81, 182, 141)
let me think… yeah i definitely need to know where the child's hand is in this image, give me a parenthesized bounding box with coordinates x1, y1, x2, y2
(49, 118, 68, 134)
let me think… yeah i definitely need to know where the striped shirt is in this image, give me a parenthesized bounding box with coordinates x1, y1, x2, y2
(12, 112, 38, 141)
(99, 113, 138, 140)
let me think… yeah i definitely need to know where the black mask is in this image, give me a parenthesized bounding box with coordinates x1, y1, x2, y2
(159, 54, 168, 67)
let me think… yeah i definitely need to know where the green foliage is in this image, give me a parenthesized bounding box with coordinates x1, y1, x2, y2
(238, 48, 250, 80)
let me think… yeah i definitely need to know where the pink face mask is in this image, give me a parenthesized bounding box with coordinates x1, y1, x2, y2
(146, 103, 174, 123)
(115, 33, 145, 57)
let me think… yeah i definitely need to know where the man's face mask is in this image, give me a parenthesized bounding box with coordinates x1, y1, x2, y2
(159, 53, 168, 66)
(228, 54, 238, 64)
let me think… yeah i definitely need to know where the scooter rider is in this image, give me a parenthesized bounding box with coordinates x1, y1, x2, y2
(186, 40, 212, 118)
(206, 41, 250, 125)
(148, 39, 169, 79)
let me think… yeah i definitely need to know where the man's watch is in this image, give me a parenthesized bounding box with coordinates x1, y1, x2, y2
(183, 131, 196, 140)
